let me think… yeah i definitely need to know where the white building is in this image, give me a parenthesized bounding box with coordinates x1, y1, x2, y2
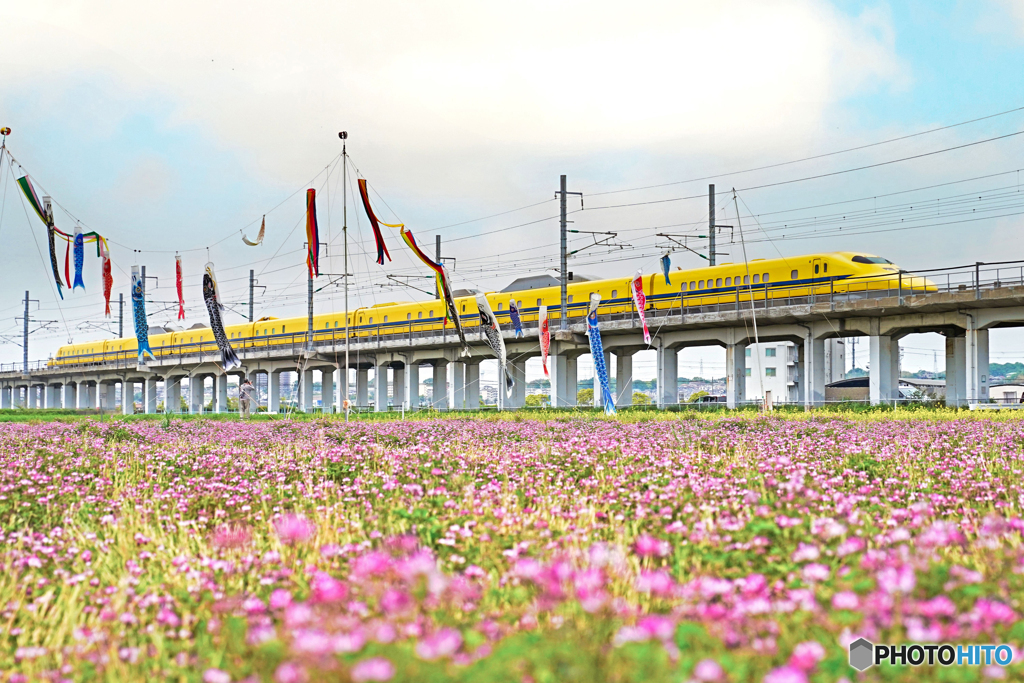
(744, 339, 845, 404)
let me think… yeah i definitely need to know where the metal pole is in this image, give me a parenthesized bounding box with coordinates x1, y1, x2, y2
(559, 174, 568, 331)
(118, 293, 124, 338)
(435, 234, 441, 299)
(248, 269, 254, 322)
(22, 291, 28, 374)
(342, 132, 349, 418)
(709, 184, 716, 266)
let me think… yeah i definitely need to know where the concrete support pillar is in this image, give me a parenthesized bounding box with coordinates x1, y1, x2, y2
(615, 352, 634, 408)
(869, 335, 899, 405)
(806, 337, 826, 408)
(335, 368, 345, 413)
(389, 364, 404, 410)
(656, 345, 678, 408)
(432, 363, 448, 410)
(83, 382, 97, 409)
(122, 382, 135, 415)
(1, 386, 11, 409)
(321, 369, 335, 413)
(590, 352, 609, 409)
(945, 334, 967, 407)
(269, 372, 281, 413)
(100, 383, 116, 411)
(214, 375, 229, 413)
(549, 353, 578, 408)
(14, 386, 26, 408)
(298, 369, 313, 413)
(375, 363, 389, 412)
(404, 362, 419, 410)
(165, 377, 181, 413)
(726, 343, 746, 409)
(145, 377, 159, 414)
(465, 362, 480, 409)
(63, 382, 77, 410)
(356, 368, 369, 408)
(509, 359, 527, 409)
(190, 377, 205, 414)
(451, 362, 465, 409)
(966, 326, 989, 404)
(45, 384, 60, 409)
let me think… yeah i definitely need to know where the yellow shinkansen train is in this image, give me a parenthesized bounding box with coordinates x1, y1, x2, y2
(49, 251, 931, 367)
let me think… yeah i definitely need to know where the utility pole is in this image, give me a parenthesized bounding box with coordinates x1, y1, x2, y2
(709, 184, 716, 266)
(118, 293, 124, 338)
(555, 175, 583, 331)
(248, 269, 254, 322)
(339, 130, 350, 417)
(22, 291, 29, 373)
(435, 235, 441, 299)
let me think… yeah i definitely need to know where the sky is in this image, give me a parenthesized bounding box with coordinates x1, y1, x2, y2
(3, 0, 1024, 383)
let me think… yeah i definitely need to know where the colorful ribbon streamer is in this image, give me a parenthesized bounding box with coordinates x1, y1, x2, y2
(305, 189, 320, 278)
(357, 178, 393, 265)
(175, 254, 185, 320)
(101, 240, 113, 317)
(587, 294, 616, 415)
(399, 227, 470, 356)
(631, 270, 651, 345)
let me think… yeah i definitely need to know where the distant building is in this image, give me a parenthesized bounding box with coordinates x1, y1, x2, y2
(990, 383, 1024, 404)
(744, 340, 845, 403)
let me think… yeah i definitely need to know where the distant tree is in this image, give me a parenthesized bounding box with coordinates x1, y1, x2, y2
(687, 390, 708, 403)
(577, 388, 594, 405)
(632, 392, 651, 406)
(846, 367, 868, 378)
(525, 393, 547, 408)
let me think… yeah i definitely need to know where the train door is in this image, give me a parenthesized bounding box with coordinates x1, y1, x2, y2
(811, 257, 823, 295)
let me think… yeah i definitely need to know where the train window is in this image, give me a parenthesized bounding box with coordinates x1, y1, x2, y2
(430, 310, 434, 317)
(852, 255, 893, 264)
(272, 328, 276, 334)
(763, 273, 769, 282)
(325, 323, 330, 329)
(752, 274, 760, 284)
(384, 316, 389, 323)
(368, 318, 373, 324)
(742, 275, 748, 285)
(697, 281, 703, 289)
(725, 277, 731, 286)
(497, 303, 503, 310)
(359, 317, 363, 323)
(462, 305, 466, 312)
(612, 289, 619, 297)
(282, 326, 286, 333)
(716, 278, 722, 287)
(406, 313, 411, 320)
(189, 338, 193, 343)
(814, 264, 819, 274)
(791, 270, 798, 279)
(689, 281, 695, 290)
(418, 312, 423, 319)
(568, 295, 573, 303)
(230, 333, 234, 338)
(823, 263, 828, 273)
(518, 300, 523, 308)
(536, 299, 542, 307)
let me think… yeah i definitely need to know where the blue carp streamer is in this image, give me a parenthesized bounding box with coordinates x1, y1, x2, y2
(587, 294, 616, 415)
(131, 266, 156, 364)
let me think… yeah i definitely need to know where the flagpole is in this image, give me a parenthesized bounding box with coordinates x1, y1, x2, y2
(340, 131, 349, 421)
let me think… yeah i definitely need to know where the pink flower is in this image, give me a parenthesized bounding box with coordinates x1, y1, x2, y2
(634, 534, 670, 558)
(693, 659, 724, 682)
(831, 591, 860, 610)
(636, 570, 674, 596)
(309, 572, 348, 604)
(212, 523, 251, 549)
(274, 514, 315, 545)
(801, 564, 830, 582)
(380, 589, 412, 615)
(351, 657, 396, 682)
(415, 628, 463, 660)
(203, 669, 231, 683)
(877, 565, 916, 594)
(274, 662, 308, 683)
(763, 665, 808, 683)
(269, 589, 293, 610)
(791, 543, 820, 562)
(836, 537, 865, 557)
(788, 641, 826, 671)
(638, 615, 675, 641)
